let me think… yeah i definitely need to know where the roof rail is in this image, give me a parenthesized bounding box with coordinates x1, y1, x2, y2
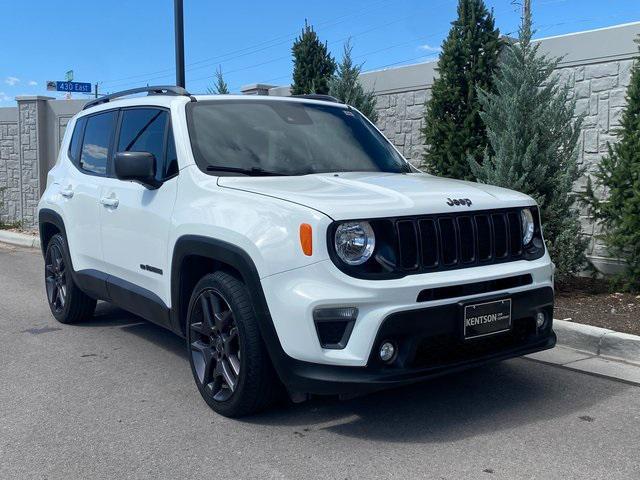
(83, 85, 192, 110)
(292, 94, 341, 103)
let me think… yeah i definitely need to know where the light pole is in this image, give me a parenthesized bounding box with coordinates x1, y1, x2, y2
(174, 0, 185, 88)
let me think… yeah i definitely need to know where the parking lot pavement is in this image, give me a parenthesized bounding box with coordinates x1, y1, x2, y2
(1, 243, 639, 480)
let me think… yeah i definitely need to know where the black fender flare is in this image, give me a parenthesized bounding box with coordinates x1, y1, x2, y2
(38, 209, 68, 257)
(170, 235, 292, 379)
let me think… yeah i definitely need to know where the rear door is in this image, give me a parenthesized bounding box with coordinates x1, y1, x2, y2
(99, 107, 178, 312)
(61, 110, 117, 275)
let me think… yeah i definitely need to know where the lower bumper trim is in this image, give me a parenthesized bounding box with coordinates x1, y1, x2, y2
(280, 333, 556, 395)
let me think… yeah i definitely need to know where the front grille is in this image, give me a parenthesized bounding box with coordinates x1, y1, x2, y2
(396, 209, 526, 274)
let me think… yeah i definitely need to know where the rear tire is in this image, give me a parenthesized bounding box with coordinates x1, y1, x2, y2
(186, 271, 281, 417)
(44, 233, 96, 324)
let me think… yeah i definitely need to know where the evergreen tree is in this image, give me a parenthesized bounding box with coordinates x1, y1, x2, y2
(328, 39, 378, 122)
(583, 37, 640, 290)
(207, 66, 229, 95)
(291, 20, 336, 95)
(471, 6, 586, 280)
(422, 0, 501, 180)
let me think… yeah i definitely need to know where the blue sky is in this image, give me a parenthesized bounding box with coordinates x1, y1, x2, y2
(1, 0, 639, 105)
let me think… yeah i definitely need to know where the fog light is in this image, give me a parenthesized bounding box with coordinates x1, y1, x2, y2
(536, 312, 546, 328)
(379, 341, 396, 363)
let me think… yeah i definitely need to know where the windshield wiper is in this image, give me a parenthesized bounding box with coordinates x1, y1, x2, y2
(205, 165, 286, 176)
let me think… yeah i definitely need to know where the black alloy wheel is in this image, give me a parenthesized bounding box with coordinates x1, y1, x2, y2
(189, 288, 241, 402)
(45, 242, 67, 314)
(43, 233, 96, 324)
(186, 271, 281, 417)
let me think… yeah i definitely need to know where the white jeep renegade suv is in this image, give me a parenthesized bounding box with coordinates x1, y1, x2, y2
(38, 86, 555, 417)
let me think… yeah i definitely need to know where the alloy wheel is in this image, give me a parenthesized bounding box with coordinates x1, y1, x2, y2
(45, 244, 67, 314)
(189, 289, 241, 402)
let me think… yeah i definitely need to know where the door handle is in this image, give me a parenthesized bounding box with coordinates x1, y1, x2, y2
(60, 187, 74, 198)
(100, 196, 119, 208)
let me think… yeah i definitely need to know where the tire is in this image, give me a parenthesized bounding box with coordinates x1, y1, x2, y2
(44, 233, 96, 324)
(186, 271, 281, 417)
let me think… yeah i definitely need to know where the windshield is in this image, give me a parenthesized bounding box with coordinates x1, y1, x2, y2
(186, 100, 409, 176)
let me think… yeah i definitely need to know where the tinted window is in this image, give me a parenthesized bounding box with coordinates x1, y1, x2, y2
(187, 100, 409, 176)
(117, 109, 169, 180)
(80, 111, 116, 175)
(68, 117, 86, 162)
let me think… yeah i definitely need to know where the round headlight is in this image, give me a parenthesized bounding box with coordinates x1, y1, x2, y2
(334, 221, 375, 266)
(521, 208, 535, 245)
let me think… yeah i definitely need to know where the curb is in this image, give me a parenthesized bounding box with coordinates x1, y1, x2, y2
(554, 319, 640, 366)
(0, 230, 40, 249)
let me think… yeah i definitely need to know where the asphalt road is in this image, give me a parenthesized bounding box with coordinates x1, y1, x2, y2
(1, 243, 639, 480)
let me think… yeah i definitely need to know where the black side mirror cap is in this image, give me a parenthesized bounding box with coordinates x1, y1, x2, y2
(114, 151, 162, 189)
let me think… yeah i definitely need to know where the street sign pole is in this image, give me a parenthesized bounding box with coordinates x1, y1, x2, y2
(174, 0, 185, 88)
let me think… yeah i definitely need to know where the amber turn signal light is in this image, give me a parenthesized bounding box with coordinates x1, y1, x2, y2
(300, 223, 313, 256)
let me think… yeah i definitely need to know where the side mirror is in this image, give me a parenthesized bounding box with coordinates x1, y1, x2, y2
(114, 151, 162, 189)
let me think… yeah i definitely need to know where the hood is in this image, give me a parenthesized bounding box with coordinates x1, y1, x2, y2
(217, 172, 535, 220)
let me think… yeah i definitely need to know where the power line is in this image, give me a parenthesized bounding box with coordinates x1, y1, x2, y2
(100, 0, 396, 88)
(104, 5, 435, 92)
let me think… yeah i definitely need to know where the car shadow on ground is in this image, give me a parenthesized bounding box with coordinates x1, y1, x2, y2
(75, 302, 188, 360)
(248, 361, 630, 444)
(77, 303, 630, 444)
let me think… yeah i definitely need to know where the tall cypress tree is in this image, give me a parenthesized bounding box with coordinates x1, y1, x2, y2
(583, 37, 640, 290)
(328, 39, 378, 122)
(471, 6, 586, 280)
(422, 0, 501, 180)
(291, 21, 336, 95)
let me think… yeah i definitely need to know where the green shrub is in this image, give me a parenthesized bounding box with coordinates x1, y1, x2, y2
(470, 8, 586, 280)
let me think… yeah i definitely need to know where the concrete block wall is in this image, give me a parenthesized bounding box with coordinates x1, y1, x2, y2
(374, 89, 428, 164)
(0, 96, 85, 228)
(18, 98, 43, 228)
(0, 111, 20, 224)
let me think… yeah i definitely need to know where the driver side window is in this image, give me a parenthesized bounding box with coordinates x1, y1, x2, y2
(117, 108, 176, 181)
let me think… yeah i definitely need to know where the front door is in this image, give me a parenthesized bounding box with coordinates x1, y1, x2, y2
(99, 107, 179, 316)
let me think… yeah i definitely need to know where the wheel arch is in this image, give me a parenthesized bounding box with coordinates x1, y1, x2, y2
(170, 235, 291, 381)
(170, 236, 277, 342)
(38, 209, 66, 257)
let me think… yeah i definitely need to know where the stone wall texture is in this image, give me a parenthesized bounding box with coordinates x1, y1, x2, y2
(0, 97, 84, 229)
(18, 100, 40, 228)
(0, 119, 20, 224)
(374, 89, 429, 165)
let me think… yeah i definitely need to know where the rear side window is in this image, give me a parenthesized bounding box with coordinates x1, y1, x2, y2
(68, 117, 86, 162)
(80, 111, 117, 175)
(117, 108, 173, 181)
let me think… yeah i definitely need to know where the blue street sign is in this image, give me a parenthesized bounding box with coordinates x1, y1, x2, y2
(55, 81, 92, 93)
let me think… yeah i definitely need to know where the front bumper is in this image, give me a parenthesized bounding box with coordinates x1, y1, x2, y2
(261, 254, 554, 366)
(271, 286, 554, 395)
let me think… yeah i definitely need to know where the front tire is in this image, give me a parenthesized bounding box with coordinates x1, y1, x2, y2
(186, 271, 280, 417)
(44, 233, 96, 324)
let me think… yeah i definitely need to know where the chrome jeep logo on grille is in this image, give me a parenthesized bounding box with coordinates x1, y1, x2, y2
(446, 198, 472, 207)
